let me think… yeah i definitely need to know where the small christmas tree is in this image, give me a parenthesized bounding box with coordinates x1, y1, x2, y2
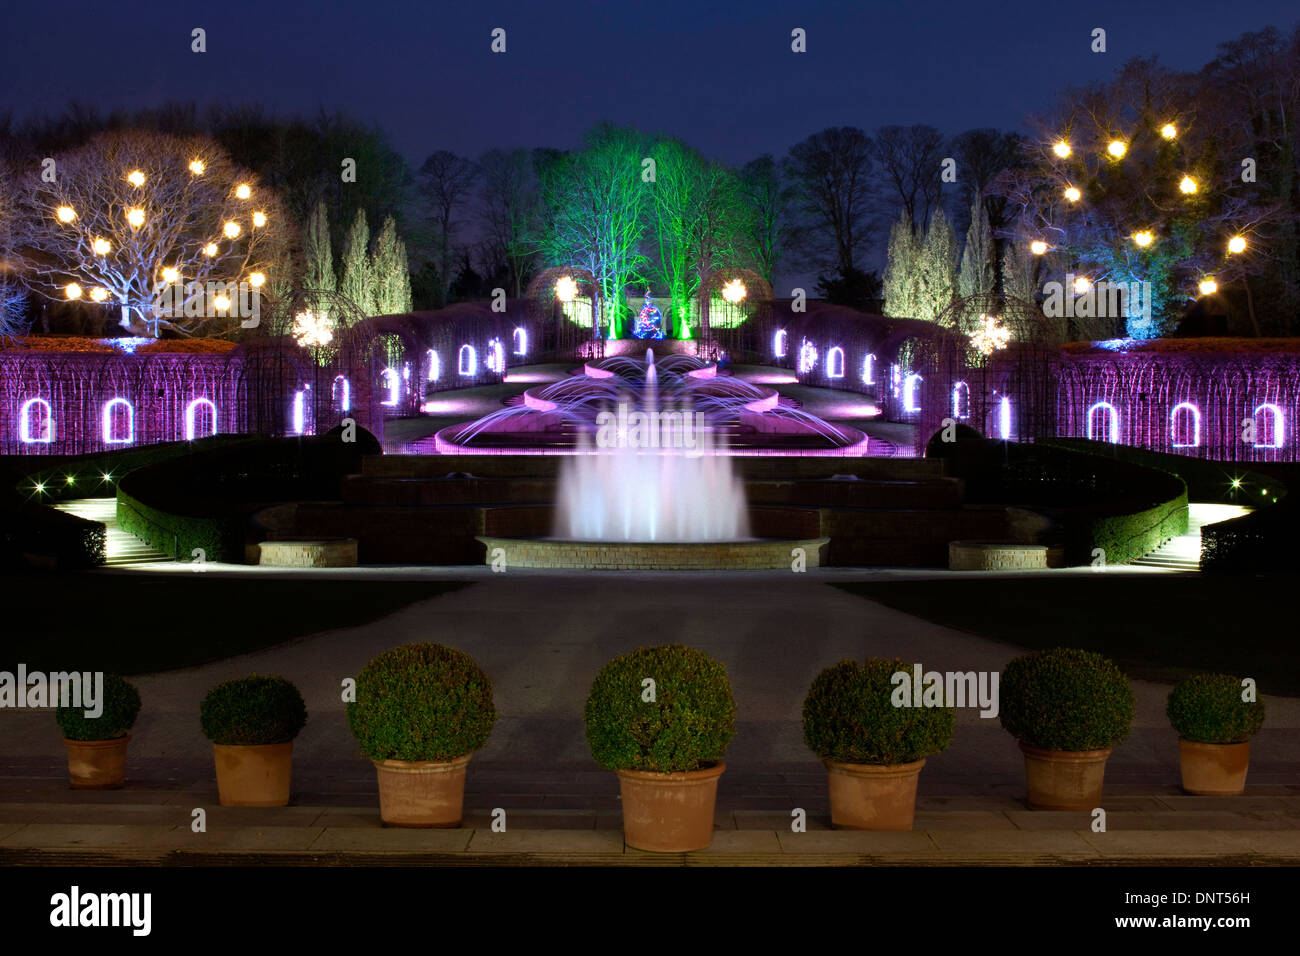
(633, 290, 665, 339)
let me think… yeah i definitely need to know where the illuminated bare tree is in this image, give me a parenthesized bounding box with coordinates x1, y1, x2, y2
(10, 130, 288, 337)
(995, 57, 1290, 337)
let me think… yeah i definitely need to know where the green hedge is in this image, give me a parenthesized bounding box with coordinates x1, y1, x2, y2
(56, 674, 141, 741)
(347, 643, 496, 762)
(933, 439, 1189, 565)
(115, 488, 243, 563)
(802, 657, 954, 765)
(1040, 439, 1284, 505)
(201, 675, 308, 746)
(1167, 673, 1265, 744)
(584, 645, 736, 773)
(0, 501, 105, 569)
(1086, 487, 1189, 566)
(1201, 498, 1300, 573)
(115, 434, 373, 561)
(4, 436, 256, 505)
(1000, 648, 1135, 751)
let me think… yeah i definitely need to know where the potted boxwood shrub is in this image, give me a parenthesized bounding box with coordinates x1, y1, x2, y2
(1167, 674, 1265, 795)
(200, 675, 307, 807)
(56, 674, 141, 789)
(346, 643, 496, 827)
(584, 644, 736, 852)
(802, 657, 955, 830)
(1000, 647, 1134, 810)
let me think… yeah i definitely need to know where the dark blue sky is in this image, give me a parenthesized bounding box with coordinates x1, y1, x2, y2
(3, 0, 1296, 165)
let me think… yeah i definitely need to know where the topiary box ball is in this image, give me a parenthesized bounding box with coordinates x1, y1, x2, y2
(1167, 674, 1265, 744)
(584, 644, 736, 774)
(200, 674, 308, 746)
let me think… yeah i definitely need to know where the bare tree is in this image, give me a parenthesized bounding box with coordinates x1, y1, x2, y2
(783, 127, 874, 276)
(0, 280, 28, 341)
(9, 130, 288, 336)
(417, 150, 478, 307)
(738, 155, 784, 290)
(477, 148, 538, 298)
(872, 124, 946, 233)
(535, 125, 651, 338)
(996, 55, 1293, 336)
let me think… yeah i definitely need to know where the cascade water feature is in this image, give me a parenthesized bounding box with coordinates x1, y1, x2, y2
(553, 351, 751, 542)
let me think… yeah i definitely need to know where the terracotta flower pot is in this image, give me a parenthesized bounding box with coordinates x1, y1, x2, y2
(64, 735, 130, 790)
(372, 753, 472, 827)
(1019, 742, 1112, 810)
(213, 742, 294, 807)
(1179, 740, 1250, 795)
(824, 757, 926, 830)
(615, 762, 725, 852)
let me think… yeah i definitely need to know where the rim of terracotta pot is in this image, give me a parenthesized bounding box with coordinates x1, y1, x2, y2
(63, 734, 130, 748)
(1179, 738, 1251, 750)
(372, 752, 473, 773)
(614, 761, 726, 784)
(1018, 742, 1113, 761)
(212, 741, 294, 752)
(823, 757, 926, 777)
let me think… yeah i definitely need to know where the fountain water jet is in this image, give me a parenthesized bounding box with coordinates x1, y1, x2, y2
(554, 351, 750, 542)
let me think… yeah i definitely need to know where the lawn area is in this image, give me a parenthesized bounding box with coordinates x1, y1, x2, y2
(837, 575, 1300, 697)
(0, 573, 466, 676)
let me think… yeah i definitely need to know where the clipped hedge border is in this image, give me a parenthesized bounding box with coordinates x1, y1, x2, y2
(1201, 498, 1300, 574)
(1040, 438, 1284, 505)
(5, 436, 256, 505)
(1042, 439, 1297, 573)
(115, 434, 374, 562)
(935, 439, 1189, 566)
(116, 485, 243, 562)
(0, 501, 105, 569)
(1085, 487, 1189, 566)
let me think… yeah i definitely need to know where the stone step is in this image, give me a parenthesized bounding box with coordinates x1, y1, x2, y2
(52, 497, 170, 565)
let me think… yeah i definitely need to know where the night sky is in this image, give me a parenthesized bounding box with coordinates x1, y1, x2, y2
(4, 0, 1297, 166)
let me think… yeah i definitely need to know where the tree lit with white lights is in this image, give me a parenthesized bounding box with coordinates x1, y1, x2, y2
(10, 130, 287, 337)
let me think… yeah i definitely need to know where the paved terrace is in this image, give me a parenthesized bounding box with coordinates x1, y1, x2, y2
(2, 571, 1297, 864)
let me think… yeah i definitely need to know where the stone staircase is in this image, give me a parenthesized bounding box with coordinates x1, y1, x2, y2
(53, 497, 170, 567)
(1130, 502, 1251, 571)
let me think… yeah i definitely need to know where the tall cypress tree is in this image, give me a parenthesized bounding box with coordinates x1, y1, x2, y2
(369, 216, 401, 315)
(1001, 240, 1034, 304)
(915, 206, 958, 322)
(882, 211, 918, 318)
(303, 200, 336, 317)
(958, 191, 995, 300)
(339, 208, 373, 321)
(392, 236, 413, 313)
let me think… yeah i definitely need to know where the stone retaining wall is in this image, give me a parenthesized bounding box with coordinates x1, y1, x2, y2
(258, 539, 359, 567)
(948, 541, 1048, 571)
(476, 536, 829, 570)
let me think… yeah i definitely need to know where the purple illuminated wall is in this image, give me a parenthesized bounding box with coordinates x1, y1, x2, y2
(1056, 345, 1300, 462)
(0, 351, 252, 455)
(764, 303, 1300, 463)
(1, 303, 546, 456)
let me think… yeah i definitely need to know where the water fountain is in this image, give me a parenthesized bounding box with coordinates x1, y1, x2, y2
(474, 351, 829, 568)
(554, 352, 751, 542)
(433, 349, 870, 455)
